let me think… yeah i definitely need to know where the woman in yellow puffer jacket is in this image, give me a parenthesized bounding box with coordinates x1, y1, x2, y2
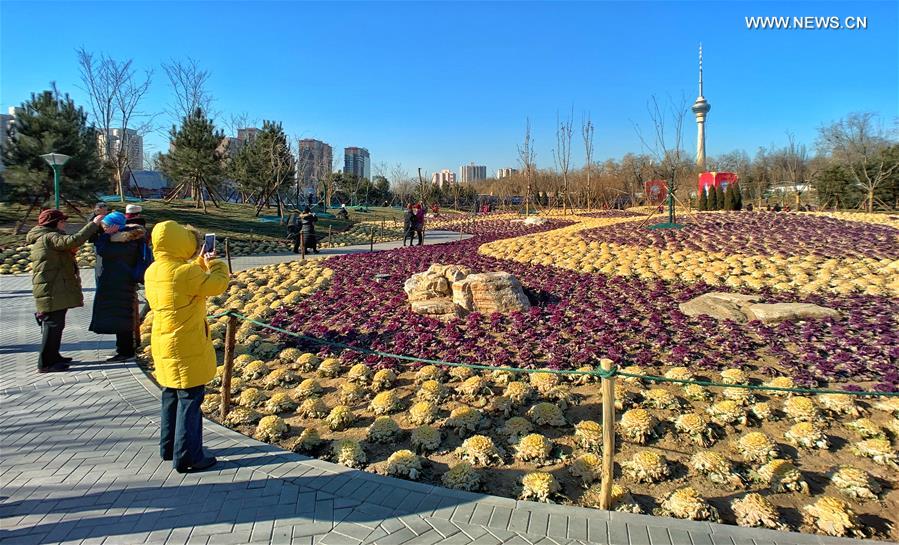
(144, 221, 229, 473)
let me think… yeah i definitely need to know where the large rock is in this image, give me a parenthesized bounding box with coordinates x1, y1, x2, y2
(746, 303, 840, 324)
(452, 272, 531, 315)
(427, 263, 472, 283)
(411, 298, 460, 321)
(404, 271, 450, 302)
(523, 216, 547, 226)
(679, 292, 761, 323)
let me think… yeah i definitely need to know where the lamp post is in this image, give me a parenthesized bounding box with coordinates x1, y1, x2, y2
(40, 153, 71, 210)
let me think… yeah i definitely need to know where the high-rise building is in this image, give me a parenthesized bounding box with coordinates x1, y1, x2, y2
(691, 43, 711, 170)
(431, 169, 456, 188)
(97, 128, 144, 170)
(344, 147, 370, 180)
(298, 139, 333, 186)
(237, 127, 259, 145)
(460, 163, 487, 184)
(496, 168, 518, 179)
(219, 127, 261, 159)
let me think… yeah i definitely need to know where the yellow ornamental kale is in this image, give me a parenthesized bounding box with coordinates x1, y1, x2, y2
(410, 425, 442, 453)
(254, 415, 288, 443)
(519, 472, 561, 503)
(346, 363, 372, 384)
(455, 435, 503, 466)
(371, 369, 397, 392)
(368, 390, 402, 415)
(513, 433, 553, 464)
(568, 453, 603, 485)
(325, 405, 355, 430)
(297, 397, 329, 419)
(441, 462, 481, 491)
(408, 401, 439, 425)
(385, 450, 422, 480)
(415, 380, 449, 403)
(574, 420, 603, 452)
(527, 403, 566, 427)
(297, 352, 321, 372)
(331, 439, 366, 468)
(366, 416, 400, 443)
(443, 406, 483, 436)
(264, 392, 297, 414)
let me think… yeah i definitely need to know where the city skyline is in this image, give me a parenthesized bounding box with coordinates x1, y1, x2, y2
(1, 1, 896, 178)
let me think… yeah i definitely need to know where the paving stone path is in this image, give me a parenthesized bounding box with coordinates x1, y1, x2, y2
(0, 232, 878, 545)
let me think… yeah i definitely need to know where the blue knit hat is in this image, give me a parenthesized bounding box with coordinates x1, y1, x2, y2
(102, 211, 126, 228)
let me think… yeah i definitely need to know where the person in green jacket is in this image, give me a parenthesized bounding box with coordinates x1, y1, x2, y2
(26, 209, 105, 373)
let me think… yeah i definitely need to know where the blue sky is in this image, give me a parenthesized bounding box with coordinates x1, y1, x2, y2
(1, 1, 896, 177)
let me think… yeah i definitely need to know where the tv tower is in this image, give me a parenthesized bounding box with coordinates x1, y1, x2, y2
(691, 43, 711, 171)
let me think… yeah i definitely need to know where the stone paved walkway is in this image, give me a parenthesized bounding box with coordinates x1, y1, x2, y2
(0, 233, 879, 545)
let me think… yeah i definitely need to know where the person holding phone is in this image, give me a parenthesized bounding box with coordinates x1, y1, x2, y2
(144, 221, 229, 473)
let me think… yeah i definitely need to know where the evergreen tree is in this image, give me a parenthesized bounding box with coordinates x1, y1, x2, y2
(159, 108, 225, 211)
(2, 87, 108, 206)
(723, 184, 735, 210)
(697, 188, 708, 211)
(715, 185, 725, 210)
(252, 121, 296, 215)
(733, 184, 743, 210)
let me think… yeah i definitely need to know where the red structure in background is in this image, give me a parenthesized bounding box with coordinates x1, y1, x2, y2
(644, 180, 668, 204)
(698, 171, 738, 194)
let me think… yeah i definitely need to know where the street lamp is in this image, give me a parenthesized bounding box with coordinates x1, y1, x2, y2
(40, 153, 71, 210)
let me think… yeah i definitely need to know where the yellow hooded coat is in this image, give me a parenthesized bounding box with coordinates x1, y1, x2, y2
(145, 221, 229, 389)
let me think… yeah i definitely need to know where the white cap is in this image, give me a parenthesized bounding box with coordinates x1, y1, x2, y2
(125, 204, 142, 214)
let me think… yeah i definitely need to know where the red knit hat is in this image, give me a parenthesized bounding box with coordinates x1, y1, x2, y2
(37, 209, 68, 226)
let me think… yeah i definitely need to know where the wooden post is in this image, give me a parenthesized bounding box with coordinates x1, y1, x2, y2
(599, 357, 616, 510)
(220, 314, 238, 422)
(327, 225, 332, 249)
(369, 224, 375, 252)
(225, 238, 232, 275)
(300, 232, 305, 260)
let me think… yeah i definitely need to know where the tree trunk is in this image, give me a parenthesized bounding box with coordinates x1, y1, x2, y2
(867, 188, 875, 213)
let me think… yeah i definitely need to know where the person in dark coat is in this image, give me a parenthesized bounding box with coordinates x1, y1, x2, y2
(88, 202, 109, 281)
(402, 204, 415, 247)
(89, 211, 147, 362)
(27, 209, 104, 372)
(291, 206, 318, 254)
(336, 204, 349, 220)
(412, 203, 425, 246)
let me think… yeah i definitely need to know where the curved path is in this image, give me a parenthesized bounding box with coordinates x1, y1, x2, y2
(0, 232, 875, 545)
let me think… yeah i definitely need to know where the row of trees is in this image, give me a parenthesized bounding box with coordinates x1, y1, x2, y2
(476, 107, 897, 213)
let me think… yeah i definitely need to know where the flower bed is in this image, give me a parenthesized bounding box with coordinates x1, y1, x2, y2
(579, 212, 898, 260)
(0, 243, 96, 275)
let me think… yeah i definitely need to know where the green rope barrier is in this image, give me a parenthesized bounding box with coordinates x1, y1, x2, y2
(206, 310, 899, 398)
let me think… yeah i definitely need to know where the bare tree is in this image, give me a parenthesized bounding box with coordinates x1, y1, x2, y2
(775, 132, 812, 207)
(162, 58, 214, 123)
(817, 112, 897, 212)
(581, 112, 595, 209)
(390, 163, 414, 205)
(552, 108, 574, 213)
(77, 48, 153, 202)
(517, 118, 536, 215)
(634, 94, 689, 221)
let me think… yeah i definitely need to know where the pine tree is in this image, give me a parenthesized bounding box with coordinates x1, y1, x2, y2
(723, 184, 735, 210)
(697, 188, 708, 211)
(252, 121, 296, 216)
(159, 108, 225, 211)
(2, 87, 109, 206)
(733, 184, 743, 210)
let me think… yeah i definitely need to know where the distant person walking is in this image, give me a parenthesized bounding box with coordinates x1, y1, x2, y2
(413, 203, 425, 246)
(88, 211, 147, 363)
(402, 204, 415, 247)
(88, 202, 109, 281)
(27, 209, 105, 373)
(337, 203, 349, 221)
(299, 206, 319, 254)
(145, 221, 229, 473)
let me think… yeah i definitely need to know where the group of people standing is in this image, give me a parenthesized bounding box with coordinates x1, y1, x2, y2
(28, 204, 228, 473)
(287, 206, 319, 254)
(29, 203, 149, 372)
(403, 203, 426, 246)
